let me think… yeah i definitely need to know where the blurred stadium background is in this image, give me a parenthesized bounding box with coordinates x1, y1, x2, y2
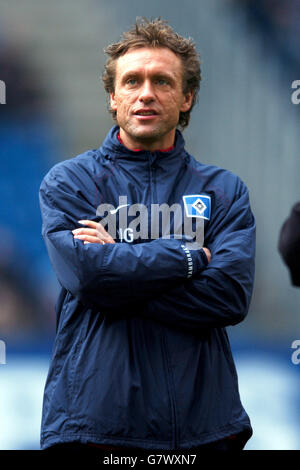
(0, 0, 300, 450)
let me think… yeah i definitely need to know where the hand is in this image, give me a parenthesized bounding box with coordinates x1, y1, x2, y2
(202, 247, 211, 263)
(72, 220, 115, 245)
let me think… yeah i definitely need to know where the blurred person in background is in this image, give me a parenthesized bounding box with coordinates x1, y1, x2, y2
(39, 18, 256, 452)
(278, 202, 300, 287)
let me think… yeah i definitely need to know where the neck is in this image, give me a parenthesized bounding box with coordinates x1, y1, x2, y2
(119, 128, 175, 152)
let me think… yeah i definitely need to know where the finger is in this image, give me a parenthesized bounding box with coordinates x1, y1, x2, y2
(202, 247, 211, 263)
(78, 220, 98, 228)
(78, 220, 111, 239)
(95, 225, 115, 243)
(74, 234, 105, 244)
(84, 239, 105, 245)
(73, 228, 115, 244)
(72, 228, 98, 236)
(99, 233, 116, 244)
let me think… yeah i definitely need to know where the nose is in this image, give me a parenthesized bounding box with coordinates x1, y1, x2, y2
(138, 79, 155, 103)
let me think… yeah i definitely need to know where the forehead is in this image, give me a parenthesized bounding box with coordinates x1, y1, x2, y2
(115, 47, 183, 79)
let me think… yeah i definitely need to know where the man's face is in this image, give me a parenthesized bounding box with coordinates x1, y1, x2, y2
(110, 47, 193, 151)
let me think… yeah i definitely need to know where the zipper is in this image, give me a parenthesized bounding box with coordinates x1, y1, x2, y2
(148, 152, 156, 239)
(148, 152, 156, 202)
(150, 153, 178, 447)
(161, 331, 178, 449)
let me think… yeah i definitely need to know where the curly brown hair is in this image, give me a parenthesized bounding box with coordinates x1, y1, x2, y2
(102, 18, 201, 129)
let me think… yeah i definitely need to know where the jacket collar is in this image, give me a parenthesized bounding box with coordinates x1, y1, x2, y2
(100, 125, 186, 164)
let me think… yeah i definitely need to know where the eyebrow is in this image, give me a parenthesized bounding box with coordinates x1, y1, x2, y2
(121, 70, 176, 83)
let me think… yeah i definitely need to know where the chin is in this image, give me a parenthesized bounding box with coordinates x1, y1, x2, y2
(131, 127, 165, 143)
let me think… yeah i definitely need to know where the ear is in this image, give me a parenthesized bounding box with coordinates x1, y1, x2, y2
(110, 91, 117, 111)
(180, 91, 194, 113)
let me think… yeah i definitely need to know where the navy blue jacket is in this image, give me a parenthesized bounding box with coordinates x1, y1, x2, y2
(39, 126, 255, 450)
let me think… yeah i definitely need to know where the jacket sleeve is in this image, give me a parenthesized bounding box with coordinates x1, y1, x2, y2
(39, 164, 208, 310)
(278, 201, 300, 287)
(143, 180, 256, 330)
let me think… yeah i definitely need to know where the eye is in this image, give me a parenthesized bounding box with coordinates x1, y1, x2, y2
(156, 78, 169, 85)
(126, 78, 137, 86)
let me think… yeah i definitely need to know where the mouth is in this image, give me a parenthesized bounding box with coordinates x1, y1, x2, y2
(133, 109, 159, 120)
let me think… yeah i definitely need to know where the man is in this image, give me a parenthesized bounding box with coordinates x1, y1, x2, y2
(278, 201, 300, 287)
(39, 18, 256, 451)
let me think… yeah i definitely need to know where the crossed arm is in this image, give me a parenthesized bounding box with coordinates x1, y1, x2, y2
(40, 166, 255, 331)
(71, 218, 253, 330)
(72, 219, 212, 262)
